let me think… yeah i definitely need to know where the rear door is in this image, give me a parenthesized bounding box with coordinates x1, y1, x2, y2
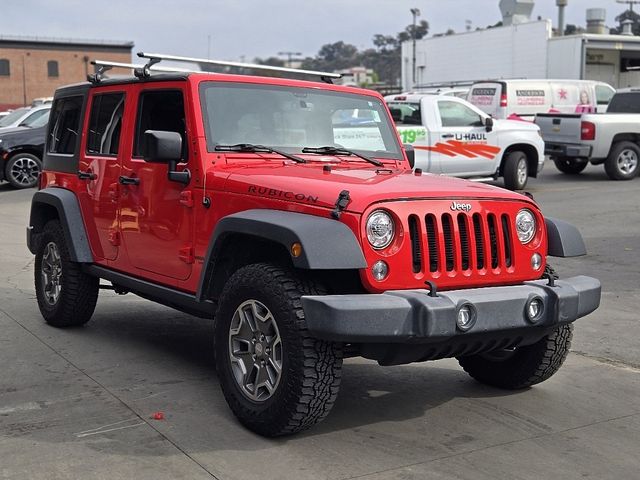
(429, 98, 500, 176)
(77, 88, 127, 261)
(467, 83, 502, 118)
(117, 83, 195, 283)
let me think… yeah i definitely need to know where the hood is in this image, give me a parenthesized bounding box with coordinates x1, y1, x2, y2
(496, 118, 540, 131)
(220, 157, 532, 214)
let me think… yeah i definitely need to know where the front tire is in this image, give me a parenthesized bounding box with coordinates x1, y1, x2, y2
(457, 324, 573, 389)
(604, 141, 640, 180)
(34, 220, 99, 327)
(503, 150, 529, 190)
(5, 153, 42, 189)
(553, 157, 588, 175)
(213, 263, 343, 437)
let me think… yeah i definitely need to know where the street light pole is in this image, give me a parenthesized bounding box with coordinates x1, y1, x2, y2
(278, 51, 302, 68)
(410, 8, 421, 87)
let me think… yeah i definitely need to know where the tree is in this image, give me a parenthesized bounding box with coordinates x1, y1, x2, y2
(397, 20, 430, 43)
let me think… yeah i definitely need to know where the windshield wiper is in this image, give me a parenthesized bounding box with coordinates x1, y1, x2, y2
(301, 146, 383, 167)
(214, 143, 306, 163)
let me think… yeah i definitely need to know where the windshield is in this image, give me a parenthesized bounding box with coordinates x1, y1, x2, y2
(199, 83, 402, 160)
(0, 107, 29, 127)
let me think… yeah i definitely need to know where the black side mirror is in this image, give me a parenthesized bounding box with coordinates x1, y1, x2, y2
(143, 130, 182, 163)
(143, 130, 190, 185)
(485, 117, 494, 133)
(403, 144, 415, 168)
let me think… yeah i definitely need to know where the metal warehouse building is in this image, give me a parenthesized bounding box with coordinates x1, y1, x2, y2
(402, 9, 640, 90)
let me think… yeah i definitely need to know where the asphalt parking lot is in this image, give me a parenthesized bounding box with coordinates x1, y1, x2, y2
(1, 164, 639, 480)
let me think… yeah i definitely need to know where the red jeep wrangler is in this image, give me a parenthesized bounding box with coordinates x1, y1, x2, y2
(27, 54, 601, 437)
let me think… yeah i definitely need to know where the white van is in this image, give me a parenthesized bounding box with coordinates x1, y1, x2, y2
(467, 79, 615, 120)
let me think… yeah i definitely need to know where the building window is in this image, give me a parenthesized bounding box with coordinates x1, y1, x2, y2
(47, 60, 59, 78)
(0, 59, 10, 76)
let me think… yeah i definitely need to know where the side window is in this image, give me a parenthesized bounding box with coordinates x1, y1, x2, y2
(48, 96, 83, 155)
(438, 101, 483, 127)
(0, 59, 9, 76)
(86, 93, 125, 156)
(596, 85, 615, 105)
(21, 108, 49, 126)
(134, 90, 186, 159)
(47, 60, 59, 78)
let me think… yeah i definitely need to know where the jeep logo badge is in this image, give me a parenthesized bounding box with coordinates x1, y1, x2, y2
(450, 202, 472, 212)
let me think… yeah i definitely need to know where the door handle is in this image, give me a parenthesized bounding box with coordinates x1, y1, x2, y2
(77, 170, 97, 180)
(441, 134, 454, 139)
(119, 175, 140, 186)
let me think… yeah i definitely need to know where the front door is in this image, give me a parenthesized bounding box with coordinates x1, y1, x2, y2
(118, 85, 194, 282)
(77, 90, 126, 261)
(429, 99, 500, 177)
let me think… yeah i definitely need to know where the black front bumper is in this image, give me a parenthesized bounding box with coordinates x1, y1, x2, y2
(544, 142, 592, 158)
(301, 276, 600, 345)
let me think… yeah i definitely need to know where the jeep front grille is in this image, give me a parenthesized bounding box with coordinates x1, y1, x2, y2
(408, 211, 515, 275)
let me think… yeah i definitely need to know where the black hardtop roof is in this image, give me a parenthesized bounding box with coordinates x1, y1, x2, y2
(53, 73, 190, 97)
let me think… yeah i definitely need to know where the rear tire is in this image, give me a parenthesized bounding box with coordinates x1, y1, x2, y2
(604, 141, 640, 180)
(553, 157, 588, 175)
(213, 263, 343, 437)
(34, 220, 99, 327)
(457, 324, 573, 389)
(503, 150, 529, 190)
(5, 153, 41, 189)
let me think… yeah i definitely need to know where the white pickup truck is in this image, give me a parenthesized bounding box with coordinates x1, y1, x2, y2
(385, 94, 545, 190)
(534, 89, 640, 180)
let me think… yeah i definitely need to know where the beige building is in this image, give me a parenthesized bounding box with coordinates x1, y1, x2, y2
(0, 35, 133, 110)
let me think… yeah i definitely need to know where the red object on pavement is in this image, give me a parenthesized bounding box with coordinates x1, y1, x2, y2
(152, 412, 164, 420)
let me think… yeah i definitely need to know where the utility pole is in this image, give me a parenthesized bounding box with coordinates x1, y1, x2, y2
(617, 0, 640, 12)
(278, 51, 302, 68)
(410, 8, 421, 87)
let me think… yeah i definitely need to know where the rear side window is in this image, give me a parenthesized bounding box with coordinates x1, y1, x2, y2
(86, 93, 125, 156)
(387, 102, 422, 125)
(134, 90, 186, 158)
(48, 96, 83, 154)
(606, 92, 640, 113)
(596, 85, 615, 106)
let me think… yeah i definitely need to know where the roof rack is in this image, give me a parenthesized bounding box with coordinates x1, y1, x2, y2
(136, 52, 342, 83)
(89, 59, 202, 83)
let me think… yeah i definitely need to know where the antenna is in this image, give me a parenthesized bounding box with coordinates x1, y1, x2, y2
(617, 0, 640, 12)
(137, 52, 341, 83)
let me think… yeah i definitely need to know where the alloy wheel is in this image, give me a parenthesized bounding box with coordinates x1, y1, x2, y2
(9, 156, 40, 186)
(41, 242, 62, 305)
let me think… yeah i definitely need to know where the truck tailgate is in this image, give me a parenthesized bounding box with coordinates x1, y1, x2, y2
(535, 113, 582, 144)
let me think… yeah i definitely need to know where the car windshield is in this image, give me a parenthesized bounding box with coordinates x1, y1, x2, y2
(199, 82, 402, 160)
(0, 107, 29, 127)
(26, 111, 51, 128)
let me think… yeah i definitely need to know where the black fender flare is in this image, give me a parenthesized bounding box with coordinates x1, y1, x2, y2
(27, 188, 93, 263)
(196, 209, 367, 301)
(545, 217, 587, 257)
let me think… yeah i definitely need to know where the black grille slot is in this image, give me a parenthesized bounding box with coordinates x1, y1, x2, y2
(501, 214, 512, 268)
(488, 214, 499, 269)
(409, 215, 422, 273)
(425, 214, 438, 272)
(457, 214, 470, 270)
(442, 214, 455, 271)
(473, 213, 485, 269)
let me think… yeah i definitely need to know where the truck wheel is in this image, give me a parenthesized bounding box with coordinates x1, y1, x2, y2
(604, 141, 640, 180)
(34, 220, 99, 327)
(457, 324, 573, 389)
(503, 151, 529, 190)
(213, 263, 343, 437)
(5, 153, 42, 189)
(553, 157, 588, 175)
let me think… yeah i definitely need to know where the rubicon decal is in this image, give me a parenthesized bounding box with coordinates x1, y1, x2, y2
(248, 185, 319, 203)
(415, 140, 502, 159)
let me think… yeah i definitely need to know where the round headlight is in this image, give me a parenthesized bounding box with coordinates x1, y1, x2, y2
(515, 209, 536, 244)
(366, 210, 395, 249)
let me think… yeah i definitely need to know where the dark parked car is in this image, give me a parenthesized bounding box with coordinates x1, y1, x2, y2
(0, 113, 48, 188)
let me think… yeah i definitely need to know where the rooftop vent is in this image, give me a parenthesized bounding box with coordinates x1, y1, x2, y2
(586, 8, 607, 34)
(500, 0, 535, 26)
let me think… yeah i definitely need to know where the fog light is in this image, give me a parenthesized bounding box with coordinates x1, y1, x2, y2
(371, 260, 389, 281)
(456, 303, 476, 332)
(526, 297, 544, 323)
(531, 253, 542, 270)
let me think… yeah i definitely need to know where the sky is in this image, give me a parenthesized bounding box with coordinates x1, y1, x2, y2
(0, 0, 631, 61)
